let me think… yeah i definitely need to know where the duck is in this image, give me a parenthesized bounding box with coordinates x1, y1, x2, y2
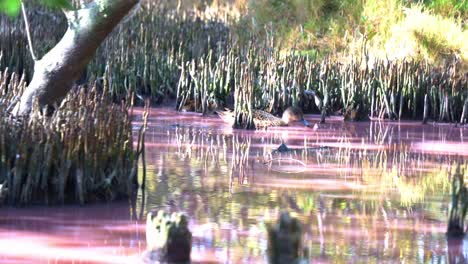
(304, 90, 327, 123)
(216, 106, 310, 129)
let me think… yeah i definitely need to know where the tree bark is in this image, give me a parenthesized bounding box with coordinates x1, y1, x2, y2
(13, 0, 140, 116)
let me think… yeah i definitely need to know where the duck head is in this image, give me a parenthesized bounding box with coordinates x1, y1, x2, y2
(281, 106, 310, 126)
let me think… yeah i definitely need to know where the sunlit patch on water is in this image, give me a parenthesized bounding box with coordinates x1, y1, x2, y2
(1, 107, 467, 263)
(413, 141, 468, 156)
(0, 204, 145, 263)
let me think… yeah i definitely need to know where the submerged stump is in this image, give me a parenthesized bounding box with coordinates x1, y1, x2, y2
(344, 104, 370, 122)
(446, 165, 467, 238)
(267, 212, 304, 264)
(145, 210, 192, 263)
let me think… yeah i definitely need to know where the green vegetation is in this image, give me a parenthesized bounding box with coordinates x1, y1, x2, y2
(0, 0, 71, 17)
(0, 3, 465, 262)
(242, 0, 467, 67)
(385, 6, 467, 65)
(177, 45, 466, 125)
(0, 0, 466, 201)
(1, 1, 466, 129)
(247, 0, 363, 54)
(421, 0, 467, 17)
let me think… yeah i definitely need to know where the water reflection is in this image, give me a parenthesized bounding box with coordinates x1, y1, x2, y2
(136, 108, 467, 263)
(1, 107, 467, 263)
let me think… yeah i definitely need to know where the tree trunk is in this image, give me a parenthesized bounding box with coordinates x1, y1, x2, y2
(13, 0, 140, 116)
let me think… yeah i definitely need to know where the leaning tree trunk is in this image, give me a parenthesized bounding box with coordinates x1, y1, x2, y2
(13, 0, 140, 116)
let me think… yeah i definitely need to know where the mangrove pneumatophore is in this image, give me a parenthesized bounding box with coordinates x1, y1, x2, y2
(0, 69, 138, 206)
(2, 3, 467, 123)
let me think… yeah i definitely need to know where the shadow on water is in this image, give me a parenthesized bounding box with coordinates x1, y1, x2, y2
(1, 107, 468, 263)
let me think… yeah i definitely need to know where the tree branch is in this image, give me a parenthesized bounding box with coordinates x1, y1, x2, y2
(13, 0, 140, 116)
(21, 1, 37, 61)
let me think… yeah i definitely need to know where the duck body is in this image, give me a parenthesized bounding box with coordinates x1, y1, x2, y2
(217, 106, 309, 128)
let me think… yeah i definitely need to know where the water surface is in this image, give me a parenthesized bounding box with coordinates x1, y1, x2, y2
(1, 107, 467, 263)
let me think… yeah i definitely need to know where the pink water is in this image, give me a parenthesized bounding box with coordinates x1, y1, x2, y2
(1, 107, 467, 263)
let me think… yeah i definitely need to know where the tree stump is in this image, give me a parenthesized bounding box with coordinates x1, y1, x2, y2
(267, 212, 303, 264)
(446, 165, 467, 238)
(145, 210, 192, 263)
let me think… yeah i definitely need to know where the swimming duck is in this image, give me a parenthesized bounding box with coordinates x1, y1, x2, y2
(217, 106, 310, 128)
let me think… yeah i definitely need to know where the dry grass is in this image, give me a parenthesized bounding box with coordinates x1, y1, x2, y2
(245, 0, 363, 53)
(234, 0, 466, 67)
(381, 6, 467, 65)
